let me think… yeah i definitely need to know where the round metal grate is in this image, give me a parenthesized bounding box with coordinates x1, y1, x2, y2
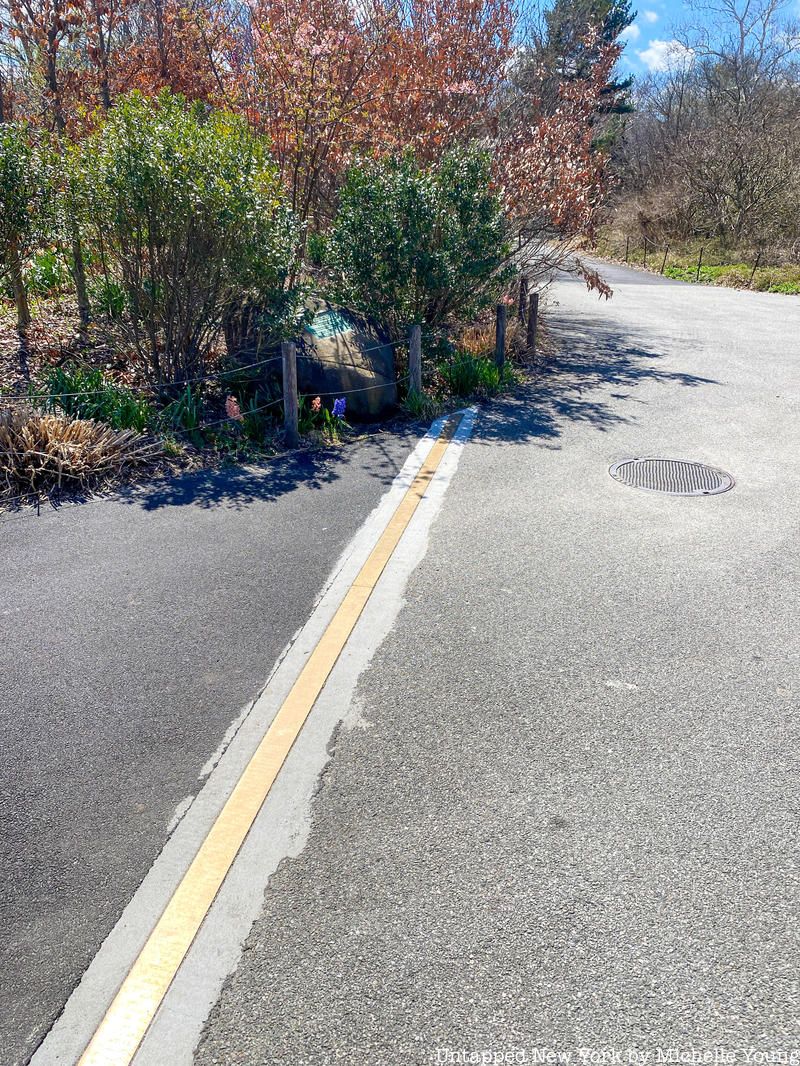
(609, 458, 734, 496)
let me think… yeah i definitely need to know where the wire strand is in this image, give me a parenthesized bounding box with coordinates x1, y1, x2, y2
(0, 368, 411, 517)
(299, 373, 410, 399)
(0, 330, 479, 519)
(1, 328, 447, 405)
(0, 353, 286, 405)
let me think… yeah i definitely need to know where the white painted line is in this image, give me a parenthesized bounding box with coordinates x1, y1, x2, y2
(32, 409, 476, 1066)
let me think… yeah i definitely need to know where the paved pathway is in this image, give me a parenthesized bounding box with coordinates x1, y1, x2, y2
(1, 430, 417, 1065)
(195, 264, 800, 1063)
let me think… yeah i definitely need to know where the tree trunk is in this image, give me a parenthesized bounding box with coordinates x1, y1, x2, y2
(99, 73, 112, 111)
(71, 232, 91, 332)
(9, 240, 31, 333)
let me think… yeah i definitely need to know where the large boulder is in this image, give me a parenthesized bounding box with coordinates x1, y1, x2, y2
(297, 305, 397, 420)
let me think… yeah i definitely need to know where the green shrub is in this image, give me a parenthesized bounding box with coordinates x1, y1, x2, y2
(236, 392, 278, 443)
(297, 395, 348, 441)
(323, 148, 513, 339)
(217, 360, 282, 444)
(26, 248, 70, 295)
(663, 263, 739, 283)
(30, 365, 153, 432)
(402, 389, 443, 421)
(71, 91, 302, 388)
(753, 266, 800, 293)
(159, 385, 204, 445)
(0, 123, 53, 330)
(88, 276, 127, 318)
(663, 258, 800, 294)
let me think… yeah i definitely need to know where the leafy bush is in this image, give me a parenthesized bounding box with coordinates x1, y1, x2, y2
(766, 281, 800, 294)
(88, 276, 127, 318)
(0, 123, 53, 330)
(159, 385, 204, 445)
(663, 263, 745, 283)
(71, 91, 302, 388)
(401, 389, 443, 421)
(219, 363, 281, 444)
(26, 248, 70, 295)
(0, 409, 157, 503)
(30, 365, 153, 432)
(754, 266, 800, 293)
(661, 258, 800, 294)
(323, 148, 513, 338)
(235, 391, 278, 444)
(298, 395, 348, 440)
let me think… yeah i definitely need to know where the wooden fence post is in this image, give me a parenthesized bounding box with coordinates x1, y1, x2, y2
(624, 236, 630, 262)
(749, 248, 762, 288)
(696, 245, 704, 282)
(409, 324, 422, 394)
(495, 303, 506, 370)
(518, 276, 528, 322)
(282, 340, 298, 447)
(527, 291, 539, 354)
(660, 246, 669, 274)
(642, 238, 648, 269)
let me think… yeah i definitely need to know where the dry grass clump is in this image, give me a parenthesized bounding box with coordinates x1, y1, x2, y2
(0, 407, 160, 506)
(457, 319, 497, 357)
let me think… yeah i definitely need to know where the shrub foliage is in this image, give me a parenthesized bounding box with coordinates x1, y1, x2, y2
(71, 91, 302, 389)
(0, 124, 52, 331)
(323, 149, 514, 338)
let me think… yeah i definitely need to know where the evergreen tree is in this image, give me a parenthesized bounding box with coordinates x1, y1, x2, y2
(542, 0, 636, 114)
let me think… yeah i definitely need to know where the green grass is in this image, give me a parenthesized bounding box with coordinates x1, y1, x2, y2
(596, 235, 800, 295)
(402, 388, 443, 421)
(28, 364, 154, 432)
(663, 263, 749, 283)
(26, 249, 71, 295)
(662, 261, 800, 293)
(439, 352, 515, 398)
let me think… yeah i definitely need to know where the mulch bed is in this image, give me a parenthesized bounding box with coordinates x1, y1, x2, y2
(1, 297, 86, 394)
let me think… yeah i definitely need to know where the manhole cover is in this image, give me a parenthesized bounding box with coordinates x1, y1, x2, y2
(609, 458, 734, 496)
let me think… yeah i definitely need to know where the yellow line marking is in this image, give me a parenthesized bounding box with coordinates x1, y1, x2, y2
(78, 415, 463, 1066)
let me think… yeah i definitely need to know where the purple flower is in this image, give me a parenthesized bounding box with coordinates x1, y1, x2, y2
(332, 397, 346, 419)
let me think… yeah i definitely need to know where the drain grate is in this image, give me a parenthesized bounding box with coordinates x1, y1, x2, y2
(609, 458, 734, 496)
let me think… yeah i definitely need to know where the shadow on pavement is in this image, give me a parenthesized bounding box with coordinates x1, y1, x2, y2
(116, 423, 420, 513)
(118, 450, 341, 512)
(3, 312, 718, 519)
(472, 313, 720, 447)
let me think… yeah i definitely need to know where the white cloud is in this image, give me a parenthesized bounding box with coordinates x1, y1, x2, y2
(636, 38, 694, 72)
(643, 10, 659, 22)
(621, 23, 641, 41)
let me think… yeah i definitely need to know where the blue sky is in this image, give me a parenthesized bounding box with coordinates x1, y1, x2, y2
(618, 0, 691, 76)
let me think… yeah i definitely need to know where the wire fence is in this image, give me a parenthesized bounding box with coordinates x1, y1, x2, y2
(593, 234, 770, 289)
(0, 331, 429, 407)
(0, 353, 287, 405)
(0, 371, 420, 516)
(1, 309, 538, 519)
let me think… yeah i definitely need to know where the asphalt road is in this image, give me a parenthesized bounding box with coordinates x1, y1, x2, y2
(196, 264, 800, 1063)
(0, 428, 418, 1066)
